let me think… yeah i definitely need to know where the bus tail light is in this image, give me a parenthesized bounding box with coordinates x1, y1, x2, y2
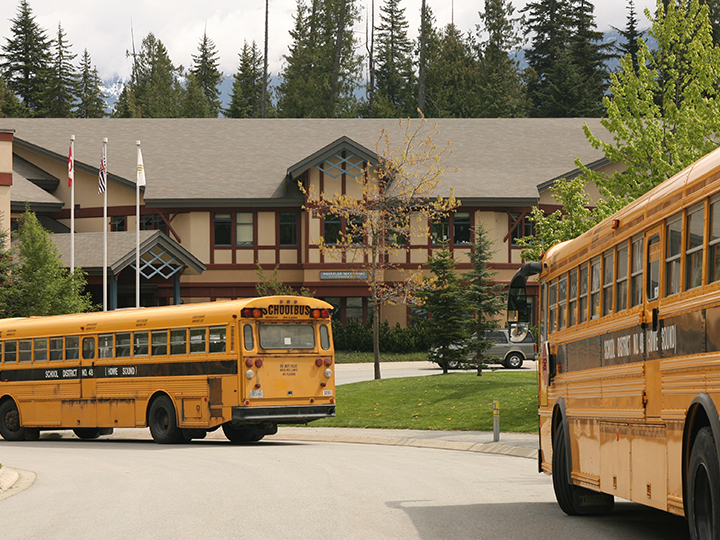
(241, 308, 263, 318)
(324, 357, 333, 366)
(321, 309, 329, 318)
(246, 369, 255, 379)
(316, 358, 324, 367)
(324, 368, 332, 378)
(254, 358, 263, 368)
(245, 359, 254, 367)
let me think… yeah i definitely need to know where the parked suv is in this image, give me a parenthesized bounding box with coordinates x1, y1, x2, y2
(484, 329, 536, 369)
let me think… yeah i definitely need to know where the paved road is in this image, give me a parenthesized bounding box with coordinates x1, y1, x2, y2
(0, 434, 688, 540)
(335, 359, 537, 385)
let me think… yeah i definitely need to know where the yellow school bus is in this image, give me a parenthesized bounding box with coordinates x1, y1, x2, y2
(0, 296, 336, 444)
(508, 146, 720, 540)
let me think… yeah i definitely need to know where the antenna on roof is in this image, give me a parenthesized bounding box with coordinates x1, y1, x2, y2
(130, 16, 137, 79)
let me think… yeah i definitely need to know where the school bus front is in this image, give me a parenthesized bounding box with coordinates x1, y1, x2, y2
(232, 297, 336, 426)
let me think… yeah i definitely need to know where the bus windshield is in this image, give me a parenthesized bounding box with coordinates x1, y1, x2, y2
(259, 324, 315, 349)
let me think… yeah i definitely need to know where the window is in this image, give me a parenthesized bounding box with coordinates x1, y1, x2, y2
(346, 297, 364, 322)
(631, 236, 644, 306)
(151, 330, 168, 356)
(82, 338, 95, 360)
(236, 212, 254, 246)
(590, 257, 601, 319)
(134, 332, 149, 357)
(558, 276, 567, 330)
(110, 216, 126, 232)
(578, 263, 589, 323)
(99, 334, 113, 358)
(34, 338, 47, 362)
(686, 206, 704, 290)
(50, 337, 63, 361)
(66, 336, 80, 360)
(171, 329, 187, 355)
(18, 339, 31, 363)
(711, 199, 720, 283)
(549, 279, 557, 333)
(616, 244, 628, 312)
(4, 340, 17, 363)
(432, 216, 450, 245)
(279, 212, 298, 246)
(243, 325, 254, 351)
(140, 214, 166, 233)
(115, 333, 131, 357)
(323, 214, 342, 245)
(568, 270, 577, 327)
(602, 250, 614, 316)
(190, 328, 207, 354)
(209, 326, 226, 353)
(647, 233, 661, 301)
(510, 213, 534, 246)
(259, 324, 315, 349)
(320, 325, 331, 350)
(453, 212, 471, 245)
(214, 213, 232, 246)
(665, 216, 682, 296)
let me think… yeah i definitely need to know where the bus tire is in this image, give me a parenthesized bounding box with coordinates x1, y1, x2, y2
(0, 400, 26, 441)
(223, 424, 262, 443)
(688, 427, 720, 540)
(148, 396, 182, 444)
(552, 421, 614, 515)
(73, 428, 101, 440)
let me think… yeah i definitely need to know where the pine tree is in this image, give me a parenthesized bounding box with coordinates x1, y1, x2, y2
(44, 23, 79, 118)
(373, 0, 416, 118)
(416, 0, 437, 116)
(0, 0, 52, 115)
(475, 0, 526, 117)
(417, 246, 473, 374)
(180, 73, 213, 118)
(190, 30, 223, 117)
(0, 74, 28, 117)
(276, 0, 362, 118)
(226, 41, 265, 118)
(76, 49, 106, 118)
(614, 0, 642, 73)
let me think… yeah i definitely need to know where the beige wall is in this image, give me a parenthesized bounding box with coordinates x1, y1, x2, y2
(0, 136, 12, 238)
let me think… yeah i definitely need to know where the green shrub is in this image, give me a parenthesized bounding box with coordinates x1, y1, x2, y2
(332, 319, 431, 353)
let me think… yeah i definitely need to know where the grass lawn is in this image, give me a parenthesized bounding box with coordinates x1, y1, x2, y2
(335, 351, 428, 363)
(312, 371, 539, 433)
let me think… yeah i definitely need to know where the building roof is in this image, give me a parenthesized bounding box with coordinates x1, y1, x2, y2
(3, 118, 612, 207)
(11, 162, 64, 212)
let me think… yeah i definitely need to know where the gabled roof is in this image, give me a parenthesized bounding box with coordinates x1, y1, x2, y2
(287, 135, 378, 180)
(2, 118, 612, 207)
(11, 172, 64, 212)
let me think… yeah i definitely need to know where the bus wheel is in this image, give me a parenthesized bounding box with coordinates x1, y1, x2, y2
(688, 427, 720, 540)
(73, 428, 101, 440)
(0, 400, 26, 441)
(552, 422, 614, 515)
(223, 424, 262, 443)
(148, 396, 182, 444)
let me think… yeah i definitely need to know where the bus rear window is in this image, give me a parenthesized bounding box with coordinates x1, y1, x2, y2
(259, 324, 315, 349)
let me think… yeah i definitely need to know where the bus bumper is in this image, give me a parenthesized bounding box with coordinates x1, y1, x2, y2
(231, 404, 336, 424)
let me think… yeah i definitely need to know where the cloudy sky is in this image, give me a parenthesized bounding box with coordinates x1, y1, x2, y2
(0, 0, 656, 81)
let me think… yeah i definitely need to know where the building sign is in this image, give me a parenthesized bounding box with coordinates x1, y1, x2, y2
(320, 271, 368, 280)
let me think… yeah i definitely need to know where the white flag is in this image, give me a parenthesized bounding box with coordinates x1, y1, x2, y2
(137, 145, 146, 186)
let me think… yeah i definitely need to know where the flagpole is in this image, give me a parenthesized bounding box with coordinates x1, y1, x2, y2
(102, 138, 108, 311)
(136, 140, 141, 309)
(69, 135, 75, 277)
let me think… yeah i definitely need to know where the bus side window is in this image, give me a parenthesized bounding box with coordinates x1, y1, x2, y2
(4, 340, 17, 363)
(0, 341, 2, 363)
(209, 326, 226, 353)
(602, 250, 614, 316)
(549, 280, 557, 333)
(568, 270, 577, 327)
(320, 324, 331, 350)
(665, 215, 682, 296)
(616, 244, 628, 312)
(579, 263, 589, 323)
(65, 336, 80, 360)
(558, 276, 567, 330)
(710, 198, 720, 283)
(170, 329, 187, 355)
(134, 332, 149, 357)
(686, 205, 704, 290)
(18, 339, 32, 363)
(115, 333, 131, 358)
(98, 334, 113, 359)
(34, 338, 47, 362)
(590, 257, 601, 319)
(631, 236, 644, 306)
(151, 330, 168, 356)
(243, 324, 254, 351)
(82, 337, 95, 360)
(190, 328, 207, 354)
(648, 234, 661, 301)
(49, 337, 63, 361)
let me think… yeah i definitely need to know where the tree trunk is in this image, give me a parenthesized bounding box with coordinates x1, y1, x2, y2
(262, 0, 269, 118)
(418, 0, 427, 116)
(367, 0, 375, 118)
(372, 245, 381, 380)
(328, 1, 347, 118)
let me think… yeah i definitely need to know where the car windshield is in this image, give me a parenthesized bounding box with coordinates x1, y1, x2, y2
(258, 324, 315, 349)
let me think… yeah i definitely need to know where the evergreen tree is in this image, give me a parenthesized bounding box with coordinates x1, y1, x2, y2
(0, 0, 52, 115)
(190, 30, 222, 117)
(180, 72, 213, 118)
(76, 49, 106, 118)
(0, 210, 95, 318)
(417, 246, 473, 374)
(416, 0, 438, 115)
(614, 0, 642, 73)
(276, 0, 362, 118)
(465, 224, 506, 373)
(475, 0, 526, 117)
(44, 23, 78, 118)
(114, 33, 183, 118)
(0, 74, 28, 117)
(226, 41, 264, 118)
(373, 0, 416, 118)
(424, 24, 478, 117)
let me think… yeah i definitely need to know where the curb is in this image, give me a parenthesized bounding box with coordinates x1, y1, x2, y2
(0, 467, 36, 501)
(269, 431, 538, 460)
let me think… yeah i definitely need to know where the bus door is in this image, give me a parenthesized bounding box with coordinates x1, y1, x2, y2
(644, 226, 663, 420)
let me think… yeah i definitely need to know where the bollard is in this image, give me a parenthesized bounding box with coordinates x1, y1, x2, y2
(493, 400, 500, 442)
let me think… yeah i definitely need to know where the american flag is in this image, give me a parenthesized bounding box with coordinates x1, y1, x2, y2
(98, 145, 107, 194)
